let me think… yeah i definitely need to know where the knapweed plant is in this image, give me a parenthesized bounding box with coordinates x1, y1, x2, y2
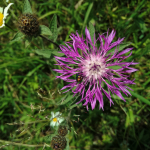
(54, 27, 138, 110)
(1, 0, 150, 150)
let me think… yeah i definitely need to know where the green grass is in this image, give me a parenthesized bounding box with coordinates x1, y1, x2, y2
(0, 0, 150, 149)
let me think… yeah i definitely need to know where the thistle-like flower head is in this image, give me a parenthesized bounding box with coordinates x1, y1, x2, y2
(54, 28, 138, 110)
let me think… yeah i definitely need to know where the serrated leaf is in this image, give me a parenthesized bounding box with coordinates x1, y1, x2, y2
(10, 32, 25, 43)
(23, 0, 32, 14)
(34, 49, 52, 58)
(40, 25, 52, 36)
(89, 22, 95, 44)
(49, 14, 58, 42)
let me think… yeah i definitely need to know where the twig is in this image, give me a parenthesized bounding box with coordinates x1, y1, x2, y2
(0, 139, 43, 148)
(5, 23, 17, 32)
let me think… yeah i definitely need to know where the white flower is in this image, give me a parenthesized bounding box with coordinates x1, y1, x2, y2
(50, 112, 64, 127)
(0, 3, 13, 28)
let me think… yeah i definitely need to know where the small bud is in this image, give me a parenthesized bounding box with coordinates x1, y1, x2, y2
(58, 125, 68, 136)
(51, 135, 67, 150)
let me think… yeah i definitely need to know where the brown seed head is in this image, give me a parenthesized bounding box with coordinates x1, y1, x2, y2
(51, 135, 67, 150)
(18, 13, 39, 36)
(58, 126, 68, 136)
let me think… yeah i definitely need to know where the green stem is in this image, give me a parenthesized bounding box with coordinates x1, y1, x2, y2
(5, 23, 17, 32)
(39, 35, 60, 50)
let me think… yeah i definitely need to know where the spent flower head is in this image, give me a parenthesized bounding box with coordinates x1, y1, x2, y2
(50, 112, 64, 127)
(18, 13, 39, 36)
(54, 27, 138, 110)
(0, 3, 13, 28)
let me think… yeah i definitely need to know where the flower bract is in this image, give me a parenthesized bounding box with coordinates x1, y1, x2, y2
(54, 28, 138, 110)
(50, 112, 64, 127)
(0, 3, 13, 28)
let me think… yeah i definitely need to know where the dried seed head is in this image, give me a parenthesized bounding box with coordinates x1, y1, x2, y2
(51, 135, 67, 150)
(18, 13, 39, 36)
(58, 126, 68, 136)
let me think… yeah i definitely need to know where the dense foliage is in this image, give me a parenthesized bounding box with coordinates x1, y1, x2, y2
(0, 0, 150, 149)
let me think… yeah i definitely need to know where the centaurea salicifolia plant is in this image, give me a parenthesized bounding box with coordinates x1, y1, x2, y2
(54, 27, 138, 110)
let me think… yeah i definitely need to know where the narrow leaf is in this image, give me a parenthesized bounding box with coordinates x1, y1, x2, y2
(125, 113, 130, 128)
(23, 0, 32, 14)
(19, 64, 43, 87)
(89, 22, 95, 44)
(82, 2, 93, 33)
(69, 102, 82, 109)
(130, 90, 150, 105)
(60, 94, 73, 105)
(129, 108, 134, 123)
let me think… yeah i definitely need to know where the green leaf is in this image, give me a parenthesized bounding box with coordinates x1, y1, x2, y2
(129, 108, 134, 123)
(69, 102, 82, 110)
(129, 90, 150, 105)
(25, 37, 32, 48)
(0, 109, 4, 115)
(64, 138, 69, 150)
(19, 64, 43, 88)
(89, 22, 95, 44)
(82, 2, 93, 33)
(23, 0, 32, 14)
(38, 10, 63, 20)
(59, 94, 73, 105)
(51, 50, 65, 57)
(10, 32, 25, 43)
(34, 49, 52, 58)
(143, 78, 150, 87)
(139, 130, 144, 141)
(108, 42, 131, 54)
(107, 65, 122, 70)
(125, 113, 130, 128)
(40, 25, 52, 36)
(49, 14, 58, 42)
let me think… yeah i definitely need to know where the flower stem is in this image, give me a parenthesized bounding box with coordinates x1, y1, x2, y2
(39, 35, 60, 50)
(5, 23, 17, 32)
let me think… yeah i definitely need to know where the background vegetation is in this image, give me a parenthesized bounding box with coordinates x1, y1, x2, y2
(0, 0, 150, 149)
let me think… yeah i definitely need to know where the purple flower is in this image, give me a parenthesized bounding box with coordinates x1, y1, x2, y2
(54, 28, 138, 110)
